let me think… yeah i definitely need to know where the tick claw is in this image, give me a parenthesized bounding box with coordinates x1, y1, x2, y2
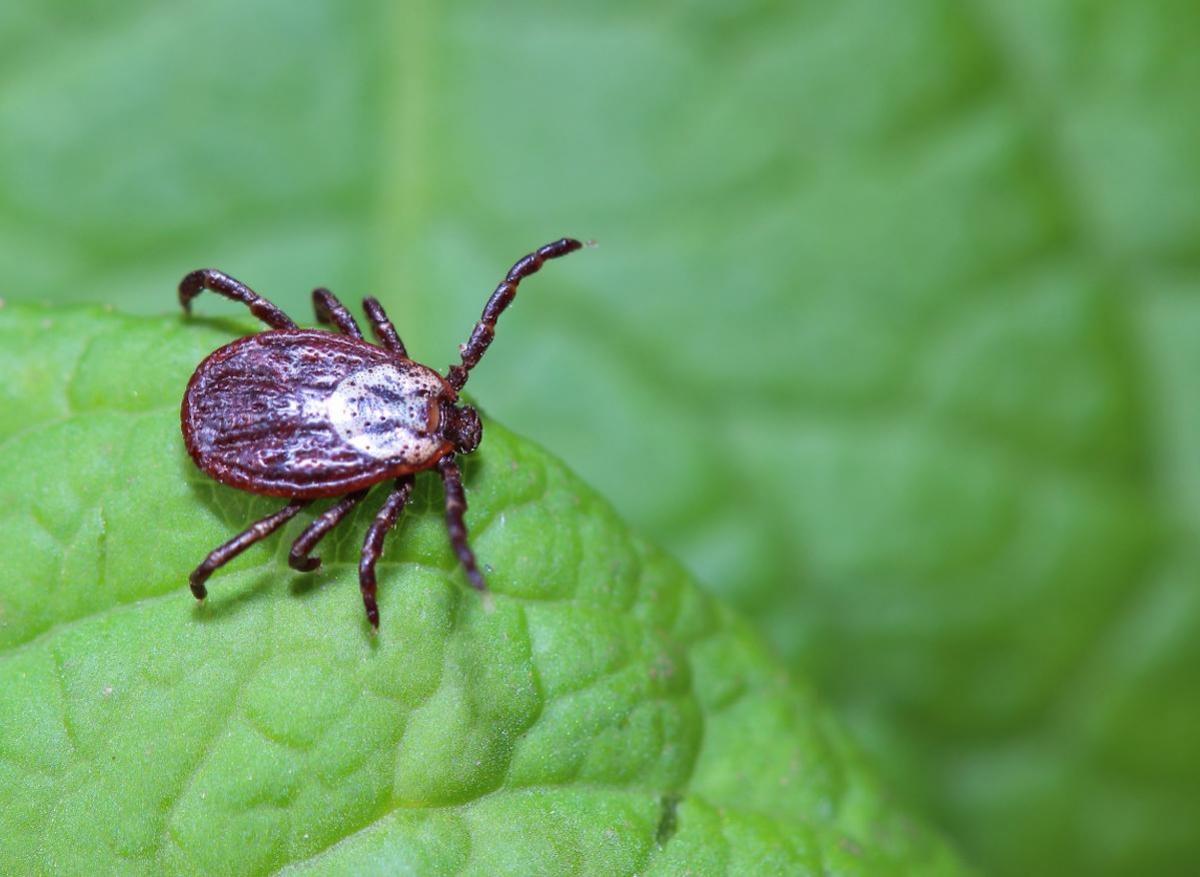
(189, 575, 208, 601)
(288, 554, 320, 573)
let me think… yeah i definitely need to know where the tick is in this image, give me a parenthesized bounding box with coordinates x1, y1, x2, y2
(178, 237, 585, 627)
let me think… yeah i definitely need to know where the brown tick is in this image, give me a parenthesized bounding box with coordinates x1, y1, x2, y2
(179, 238, 584, 627)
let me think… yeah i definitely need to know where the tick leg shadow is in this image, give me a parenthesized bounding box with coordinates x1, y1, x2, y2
(179, 452, 444, 630)
(189, 565, 279, 623)
(182, 460, 326, 621)
(177, 312, 267, 338)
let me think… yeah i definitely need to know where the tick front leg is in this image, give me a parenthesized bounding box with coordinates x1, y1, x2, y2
(178, 269, 298, 330)
(312, 288, 364, 339)
(190, 500, 311, 600)
(445, 237, 584, 391)
(437, 455, 487, 592)
(288, 489, 369, 571)
(362, 297, 407, 357)
(358, 476, 414, 628)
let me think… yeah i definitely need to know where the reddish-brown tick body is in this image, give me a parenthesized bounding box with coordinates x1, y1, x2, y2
(183, 331, 456, 498)
(177, 237, 584, 627)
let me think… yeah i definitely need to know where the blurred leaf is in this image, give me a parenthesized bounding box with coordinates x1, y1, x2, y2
(0, 304, 967, 875)
(2, 2, 1199, 874)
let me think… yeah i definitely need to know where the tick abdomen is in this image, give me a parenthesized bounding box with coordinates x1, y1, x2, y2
(182, 331, 453, 498)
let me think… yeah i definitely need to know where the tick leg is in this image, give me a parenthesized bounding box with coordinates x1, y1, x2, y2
(445, 237, 584, 391)
(190, 500, 310, 600)
(312, 288, 364, 339)
(358, 476, 414, 628)
(178, 269, 298, 330)
(363, 297, 407, 357)
(288, 489, 369, 571)
(437, 455, 487, 592)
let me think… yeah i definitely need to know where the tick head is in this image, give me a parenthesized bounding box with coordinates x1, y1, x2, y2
(443, 403, 482, 455)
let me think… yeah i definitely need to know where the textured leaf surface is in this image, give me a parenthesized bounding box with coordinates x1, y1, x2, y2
(0, 304, 966, 875)
(3, 2, 1199, 874)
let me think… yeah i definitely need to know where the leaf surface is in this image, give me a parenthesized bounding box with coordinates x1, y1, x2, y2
(0, 305, 966, 875)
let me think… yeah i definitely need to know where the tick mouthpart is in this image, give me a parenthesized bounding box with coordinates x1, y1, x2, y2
(445, 404, 483, 454)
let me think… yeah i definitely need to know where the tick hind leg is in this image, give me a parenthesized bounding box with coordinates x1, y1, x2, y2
(312, 288, 364, 339)
(362, 297, 407, 357)
(288, 489, 369, 571)
(190, 500, 311, 600)
(438, 455, 487, 592)
(358, 476, 414, 628)
(178, 269, 298, 330)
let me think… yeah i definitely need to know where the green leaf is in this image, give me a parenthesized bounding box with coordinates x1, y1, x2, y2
(4, 3, 1199, 874)
(0, 304, 966, 875)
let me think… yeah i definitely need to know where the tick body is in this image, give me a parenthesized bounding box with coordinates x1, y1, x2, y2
(178, 237, 584, 627)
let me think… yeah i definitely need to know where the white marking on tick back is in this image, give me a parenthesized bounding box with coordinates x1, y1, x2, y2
(326, 363, 443, 460)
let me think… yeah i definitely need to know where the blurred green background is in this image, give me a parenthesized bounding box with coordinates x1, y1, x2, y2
(2, 2, 1198, 874)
